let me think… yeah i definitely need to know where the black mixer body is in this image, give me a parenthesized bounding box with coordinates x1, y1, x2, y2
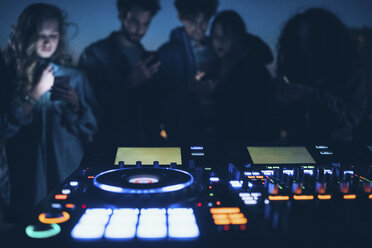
(12, 142, 372, 247)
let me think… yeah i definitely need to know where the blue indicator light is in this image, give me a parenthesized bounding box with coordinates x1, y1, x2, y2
(244, 200, 258, 205)
(61, 189, 71, 194)
(283, 170, 294, 176)
(51, 203, 62, 209)
(191, 152, 205, 156)
(209, 177, 220, 182)
(69, 181, 78, 187)
(261, 170, 274, 176)
(229, 180, 243, 188)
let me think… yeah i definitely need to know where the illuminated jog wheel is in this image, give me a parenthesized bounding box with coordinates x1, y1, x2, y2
(93, 168, 194, 194)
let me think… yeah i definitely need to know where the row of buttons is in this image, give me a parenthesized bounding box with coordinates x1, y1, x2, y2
(71, 208, 199, 239)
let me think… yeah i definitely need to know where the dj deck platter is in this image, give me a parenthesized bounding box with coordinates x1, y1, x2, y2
(12, 144, 372, 247)
(93, 168, 194, 194)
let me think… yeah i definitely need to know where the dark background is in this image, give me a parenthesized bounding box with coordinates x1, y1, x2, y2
(1, 0, 371, 73)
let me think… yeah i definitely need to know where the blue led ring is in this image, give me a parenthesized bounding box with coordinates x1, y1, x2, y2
(93, 168, 194, 194)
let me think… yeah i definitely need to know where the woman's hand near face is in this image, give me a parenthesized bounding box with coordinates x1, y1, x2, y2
(30, 65, 54, 100)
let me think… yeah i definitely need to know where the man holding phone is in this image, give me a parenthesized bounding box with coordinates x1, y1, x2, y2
(79, 0, 161, 144)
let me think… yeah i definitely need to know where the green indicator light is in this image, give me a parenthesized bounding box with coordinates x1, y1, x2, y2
(302, 186, 305, 189)
(25, 224, 61, 239)
(267, 166, 273, 169)
(278, 186, 283, 190)
(209, 193, 214, 197)
(204, 168, 212, 171)
(308, 166, 315, 169)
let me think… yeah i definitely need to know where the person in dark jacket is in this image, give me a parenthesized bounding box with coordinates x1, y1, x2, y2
(276, 8, 366, 142)
(3, 3, 98, 221)
(209, 10, 277, 143)
(156, 0, 219, 144)
(0, 50, 14, 225)
(79, 0, 161, 145)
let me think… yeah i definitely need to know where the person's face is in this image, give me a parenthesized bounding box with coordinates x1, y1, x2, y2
(297, 22, 313, 60)
(121, 7, 153, 44)
(181, 13, 209, 42)
(36, 19, 60, 59)
(212, 24, 233, 59)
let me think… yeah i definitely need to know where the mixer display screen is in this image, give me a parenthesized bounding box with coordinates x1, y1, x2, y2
(247, 146, 316, 164)
(115, 147, 182, 165)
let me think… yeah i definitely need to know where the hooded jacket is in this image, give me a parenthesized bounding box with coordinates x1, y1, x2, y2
(156, 27, 215, 144)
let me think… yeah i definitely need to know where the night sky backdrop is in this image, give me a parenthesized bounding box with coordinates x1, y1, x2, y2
(1, 0, 371, 69)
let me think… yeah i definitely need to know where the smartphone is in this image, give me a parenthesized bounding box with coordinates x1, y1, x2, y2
(199, 72, 213, 82)
(145, 52, 159, 67)
(50, 75, 70, 101)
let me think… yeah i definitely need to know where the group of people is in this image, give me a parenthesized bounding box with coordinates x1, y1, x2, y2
(0, 0, 367, 225)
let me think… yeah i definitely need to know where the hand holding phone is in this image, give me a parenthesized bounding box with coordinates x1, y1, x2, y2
(50, 75, 70, 101)
(129, 55, 161, 88)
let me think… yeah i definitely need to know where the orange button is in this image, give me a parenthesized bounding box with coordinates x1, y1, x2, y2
(214, 219, 231, 225)
(268, 195, 289, 201)
(38, 211, 70, 224)
(343, 194, 356, 200)
(229, 213, 245, 219)
(230, 218, 247, 225)
(212, 214, 229, 220)
(65, 204, 75, 209)
(317, 195, 332, 200)
(210, 207, 240, 214)
(54, 194, 67, 200)
(293, 195, 314, 200)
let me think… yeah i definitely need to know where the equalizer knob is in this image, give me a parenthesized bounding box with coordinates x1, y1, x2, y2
(316, 181, 327, 194)
(339, 181, 350, 194)
(292, 182, 303, 194)
(268, 182, 280, 195)
(363, 182, 372, 193)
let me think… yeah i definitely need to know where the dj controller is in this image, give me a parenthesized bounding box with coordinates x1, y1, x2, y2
(13, 143, 372, 247)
